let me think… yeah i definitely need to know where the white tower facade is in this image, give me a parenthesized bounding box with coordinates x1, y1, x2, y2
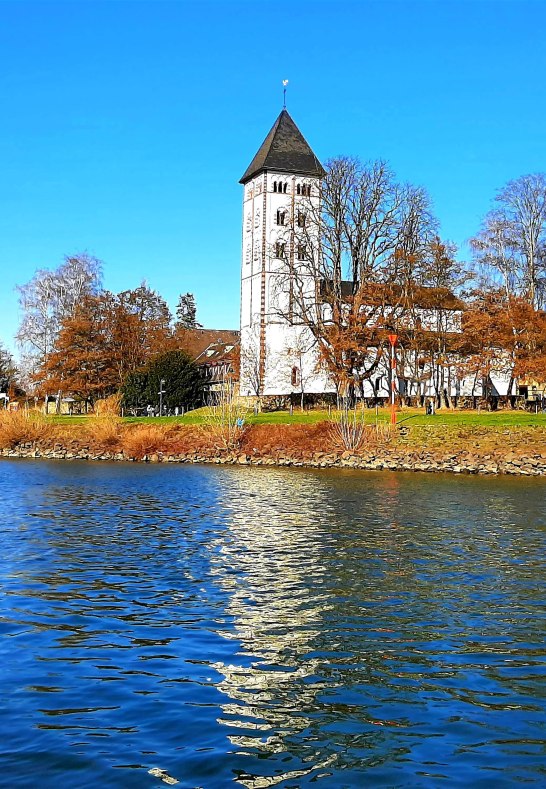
(239, 110, 332, 399)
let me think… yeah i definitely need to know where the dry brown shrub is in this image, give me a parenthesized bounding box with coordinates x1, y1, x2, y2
(94, 394, 122, 416)
(241, 423, 332, 455)
(85, 414, 122, 450)
(121, 424, 168, 459)
(164, 424, 217, 454)
(0, 409, 51, 448)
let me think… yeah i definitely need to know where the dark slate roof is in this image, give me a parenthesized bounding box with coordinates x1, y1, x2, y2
(240, 109, 326, 184)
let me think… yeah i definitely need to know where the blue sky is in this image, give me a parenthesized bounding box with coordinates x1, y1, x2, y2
(1, 0, 545, 354)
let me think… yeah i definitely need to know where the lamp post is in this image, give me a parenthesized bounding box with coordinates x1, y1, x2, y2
(387, 333, 398, 426)
(159, 378, 166, 417)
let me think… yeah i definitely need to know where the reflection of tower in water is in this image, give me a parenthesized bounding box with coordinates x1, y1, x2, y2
(207, 469, 340, 781)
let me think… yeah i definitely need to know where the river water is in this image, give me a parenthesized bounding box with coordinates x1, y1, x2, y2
(1, 459, 545, 788)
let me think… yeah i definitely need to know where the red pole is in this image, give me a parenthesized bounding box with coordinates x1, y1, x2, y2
(388, 334, 398, 426)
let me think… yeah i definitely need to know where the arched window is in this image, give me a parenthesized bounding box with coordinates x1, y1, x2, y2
(291, 366, 300, 387)
(297, 211, 306, 228)
(296, 184, 301, 195)
(275, 242, 286, 258)
(283, 182, 288, 194)
(254, 208, 260, 228)
(297, 244, 307, 261)
(276, 209, 286, 226)
(273, 181, 278, 193)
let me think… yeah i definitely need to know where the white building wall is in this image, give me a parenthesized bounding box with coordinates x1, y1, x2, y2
(240, 168, 325, 397)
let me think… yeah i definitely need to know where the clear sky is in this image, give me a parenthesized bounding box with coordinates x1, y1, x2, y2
(1, 0, 545, 354)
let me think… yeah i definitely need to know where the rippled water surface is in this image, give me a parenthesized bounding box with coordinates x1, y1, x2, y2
(1, 459, 545, 787)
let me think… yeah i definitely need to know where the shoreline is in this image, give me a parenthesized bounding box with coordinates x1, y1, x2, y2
(3, 442, 546, 476)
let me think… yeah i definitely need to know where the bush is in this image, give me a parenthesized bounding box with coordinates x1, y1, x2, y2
(121, 425, 166, 459)
(94, 393, 122, 416)
(0, 410, 50, 449)
(85, 414, 122, 450)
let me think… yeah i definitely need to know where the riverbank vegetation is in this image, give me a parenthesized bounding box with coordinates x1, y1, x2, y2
(2, 409, 546, 476)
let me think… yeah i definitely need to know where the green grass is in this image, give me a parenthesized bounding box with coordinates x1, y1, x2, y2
(46, 407, 546, 428)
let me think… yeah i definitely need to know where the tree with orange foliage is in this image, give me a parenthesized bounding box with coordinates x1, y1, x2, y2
(111, 284, 174, 383)
(36, 284, 175, 407)
(37, 294, 120, 406)
(458, 291, 546, 402)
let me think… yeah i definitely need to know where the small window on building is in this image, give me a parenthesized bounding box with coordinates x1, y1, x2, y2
(297, 211, 306, 228)
(246, 245, 251, 264)
(291, 366, 300, 387)
(296, 184, 301, 195)
(275, 242, 286, 258)
(297, 244, 307, 261)
(273, 181, 278, 193)
(254, 209, 260, 228)
(254, 246, 259, 261)
(276, 209, 286, 226)
(246, 215, 251, 232)
(283, 182, 288, 194)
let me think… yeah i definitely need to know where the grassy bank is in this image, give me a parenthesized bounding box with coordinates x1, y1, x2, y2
(47, 406, 546, 428)
(2, 408, 546, 470)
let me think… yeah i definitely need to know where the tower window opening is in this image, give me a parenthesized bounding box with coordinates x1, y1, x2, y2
(273, 181, 278, 193)
(291, 366, 300, 387)
(275, 242, 286, 258)
(276, 210, 286, 226)
(283, 182, 288, 193)
(254, 209, 260, 228)
(300, 184, 311, 196)
(246, 245, 251, 264)
(297, 211, 306, 228)
(297, 244, 307, 261)
(296, 184, 301, 195)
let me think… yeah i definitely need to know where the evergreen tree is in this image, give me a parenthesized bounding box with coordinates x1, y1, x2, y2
(121, 350, 203, 413)
(175, 293, 201, 329)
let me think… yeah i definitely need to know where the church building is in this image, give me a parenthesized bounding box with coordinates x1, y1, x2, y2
(238, 109, 513, 406)
(239, 109, 334, 399)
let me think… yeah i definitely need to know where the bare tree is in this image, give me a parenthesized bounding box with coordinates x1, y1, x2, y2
(0, 342, 18, 395)
(16, 252, 103, 361)
(271, 156, 441, 400)
(240, 323, 262, 405)
(281, 331, 317, 410)
(471, 174, 546, 307)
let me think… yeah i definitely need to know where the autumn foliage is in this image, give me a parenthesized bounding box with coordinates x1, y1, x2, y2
(35, 285, 176, 404)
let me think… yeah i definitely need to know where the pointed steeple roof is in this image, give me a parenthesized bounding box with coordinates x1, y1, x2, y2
(240, 109, 325, 184)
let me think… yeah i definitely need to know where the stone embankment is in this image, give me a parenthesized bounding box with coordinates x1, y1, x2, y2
(3, 441, 546, 476)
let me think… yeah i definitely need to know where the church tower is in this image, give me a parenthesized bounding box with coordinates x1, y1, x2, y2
(239, 109, 326, 398)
